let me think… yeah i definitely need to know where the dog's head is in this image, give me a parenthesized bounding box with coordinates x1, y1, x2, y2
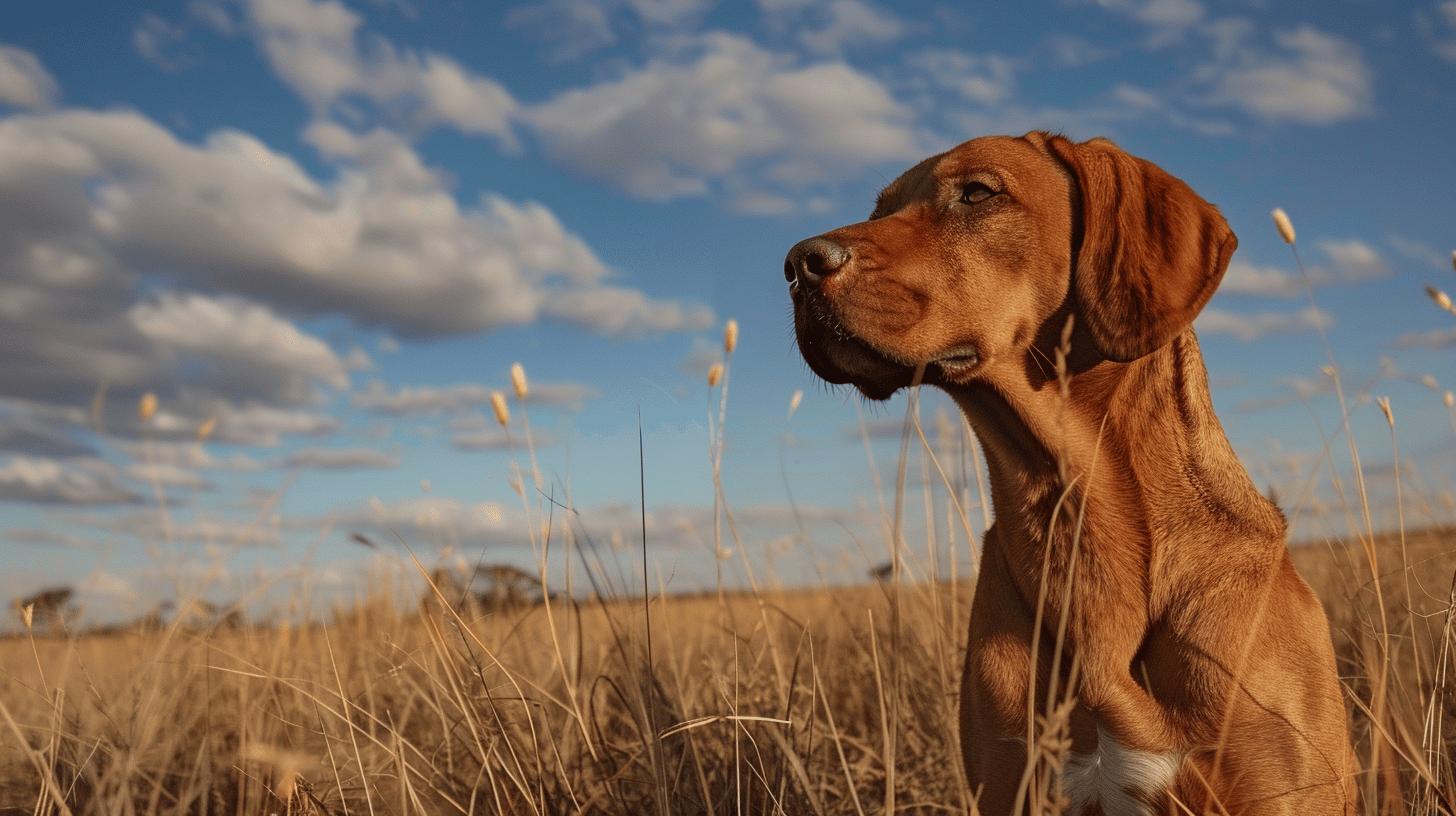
(786, 132, 1237, 400)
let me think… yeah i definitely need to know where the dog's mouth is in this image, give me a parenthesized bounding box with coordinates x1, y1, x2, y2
(792, 294, 984, 398)
(793, 295, 914, 400)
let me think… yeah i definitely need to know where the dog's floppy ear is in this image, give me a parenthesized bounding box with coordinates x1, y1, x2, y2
(1047, 136, 1237, 363)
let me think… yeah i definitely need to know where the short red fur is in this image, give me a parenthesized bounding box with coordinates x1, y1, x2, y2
(786, 133, 1357, 814)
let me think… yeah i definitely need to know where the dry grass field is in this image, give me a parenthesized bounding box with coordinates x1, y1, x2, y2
(4, 299, 1456, 814)
(1, 517, 1453, 814)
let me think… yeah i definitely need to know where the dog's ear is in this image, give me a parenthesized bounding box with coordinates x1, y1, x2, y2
(1047, 136, 1237, 363)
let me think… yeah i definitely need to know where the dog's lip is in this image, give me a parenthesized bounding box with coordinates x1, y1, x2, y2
(931, 344, 981, 371)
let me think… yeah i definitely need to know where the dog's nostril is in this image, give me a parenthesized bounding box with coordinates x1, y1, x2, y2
(784, 237, 850, 288)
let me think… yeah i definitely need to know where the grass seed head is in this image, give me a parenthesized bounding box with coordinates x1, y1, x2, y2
(724, 319, 739, 355)
(1422, 374, 1440, 391)
(1446, 390, 1455, 409)
(196, 417, 216, 443)
(787, 389, 803, 420)
(1377, 396, 1394, 428)
(20, 603, 33, 630)
(138, 392, 158, 422)
(491, 391, 510, 426)
(1427, 286, 1454, 313)
(510, 362, 528, 400)
(1271, 208, 1296, 244)
(707, 362, 724, 387)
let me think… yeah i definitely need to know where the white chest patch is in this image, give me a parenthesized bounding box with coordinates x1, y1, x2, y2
(1062, 726, 1180, 816)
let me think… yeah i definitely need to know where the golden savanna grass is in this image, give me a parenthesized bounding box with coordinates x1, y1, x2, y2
(3, 231, 1456, 814)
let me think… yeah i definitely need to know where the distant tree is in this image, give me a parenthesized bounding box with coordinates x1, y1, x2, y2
(421, 563, 551, 617)
(15, 586, 74, 630)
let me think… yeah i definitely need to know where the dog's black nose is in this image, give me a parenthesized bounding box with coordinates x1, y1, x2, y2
(784, 237, 849, 289)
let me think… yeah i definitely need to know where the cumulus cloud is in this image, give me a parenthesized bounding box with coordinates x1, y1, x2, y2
(543, 286, 715, 336)
(280, 446, 401, 469)
(506, 0, 713, 61)
(353, 379, 597, 415)
(133, 13, 195, 71)
(1199, 23, 1373, 124)
(1085, 0, 1204, 41)
(1388, 235, 1451, 270)
(246, 0, 518, 142)
(906, 50, 1017, 106)
(450, 430, 549, 451)
(0, 45, 58, 109)
(758, 0, 906, 55)
(209, 403, 340, 447)
(1196, 305, 1333, 341)
(524, 33, 925, 208)
(1418, 1, 1456, 62)
(0, 409, 96, 458)
(1396, 326, 1456, 349)
(321, 495, 864, 552)
(130, 293, 351, 399)
(1219, 239, 1389, 296)
(108, 438, 264, 472)
(80, 511, 284, 547)
(0, 108, 706, 437)
(127, 461, 214, 490)
(0, 456, 142, 505)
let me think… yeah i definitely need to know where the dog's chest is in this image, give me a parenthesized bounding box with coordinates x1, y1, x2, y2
(1062, 725, 1179, 816)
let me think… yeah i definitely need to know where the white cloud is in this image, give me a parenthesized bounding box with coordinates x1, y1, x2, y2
(1088, 0, 1204, 37)
(133, 14, 194, 72)
(1418, 1, 1456, 62)
(86, 512, 284, 547)
(0, 45, 58, 109)
(211, 403, 340, 447)
(506, 0, 712, 61)
(127, 461, 214, 489)
(0, 109, 708, 349)
(246, 0, 517, 142)
(1396, 326, 1456, 349)
(525, 33, 925, 206)
(906, 50, 1017, 105)
(764, 0, 907, 55)
(78, 570, 138, 599)
(450, 430, 544, 451)
(1200, 25, 1373, 124)
(1314, 238, 1387, 280)
(0, 409, 95, 458)
(189, 1, 238, 35)
(7, 528, 101, 549)
(320, 496, 862, 552)
(131, 292, 351, 398)
(108, 438, 264, 472)
(543, 285, 715, 336)
(280, 446, 400, 469)
(0, 456, 141, 505)
(1220, 259, 1306, 297)
(1388, 235, 1452, 270)
(1196, 305, 1333, 341)
(353, 379, 597, 415)
(1218, 240, 1388, 296)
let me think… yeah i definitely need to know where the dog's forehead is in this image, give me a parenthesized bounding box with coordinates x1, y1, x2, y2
(876, 135, 1052, 210)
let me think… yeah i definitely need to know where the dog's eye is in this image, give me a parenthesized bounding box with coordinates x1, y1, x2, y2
(960, 182, 997, 205)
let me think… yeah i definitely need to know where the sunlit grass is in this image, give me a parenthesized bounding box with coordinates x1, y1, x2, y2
(3, 214, 1456, 814)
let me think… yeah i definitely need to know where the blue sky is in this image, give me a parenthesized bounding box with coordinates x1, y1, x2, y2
(2, 0, 1454, 621)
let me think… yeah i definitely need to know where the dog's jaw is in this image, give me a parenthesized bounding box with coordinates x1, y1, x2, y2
(791, 291, 916, 400)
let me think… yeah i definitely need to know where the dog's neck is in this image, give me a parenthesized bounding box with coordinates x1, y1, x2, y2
(945, 330, 1286, 565)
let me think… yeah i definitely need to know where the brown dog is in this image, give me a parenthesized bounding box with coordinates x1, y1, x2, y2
(785, 132, 1356, 815)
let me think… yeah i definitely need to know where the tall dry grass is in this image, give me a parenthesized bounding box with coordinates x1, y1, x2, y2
(3, 230, 1456, 814)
